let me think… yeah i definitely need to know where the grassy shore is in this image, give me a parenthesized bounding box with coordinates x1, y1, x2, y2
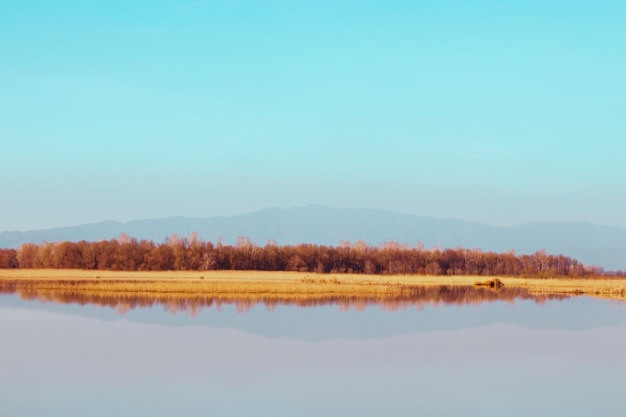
(1, 269, 625, 302)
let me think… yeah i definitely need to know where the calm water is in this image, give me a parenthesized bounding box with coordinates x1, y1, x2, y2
(1, 288, 625, 417)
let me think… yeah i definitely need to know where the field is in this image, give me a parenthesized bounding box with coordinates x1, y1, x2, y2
(1, 269, 625, 305)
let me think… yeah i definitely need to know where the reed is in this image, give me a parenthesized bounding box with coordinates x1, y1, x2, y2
(0, 278, 569, 315)
(0, 269, 625, 301)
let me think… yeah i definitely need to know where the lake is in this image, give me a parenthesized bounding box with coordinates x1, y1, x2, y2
(1, 287, 625, 417)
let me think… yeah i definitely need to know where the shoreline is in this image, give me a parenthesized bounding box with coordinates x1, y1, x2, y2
(1, 269, 625, 302)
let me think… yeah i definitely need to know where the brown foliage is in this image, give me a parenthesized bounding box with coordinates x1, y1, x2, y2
(0, 249, 18, 268)
(9, 233, 623, 277)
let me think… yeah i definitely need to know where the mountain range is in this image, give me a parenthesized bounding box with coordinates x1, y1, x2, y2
(1, 205, 625, 270)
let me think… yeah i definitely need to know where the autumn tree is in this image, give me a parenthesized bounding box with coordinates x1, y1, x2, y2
(0, 249, 18, 268)
(4, 234, 606, 278)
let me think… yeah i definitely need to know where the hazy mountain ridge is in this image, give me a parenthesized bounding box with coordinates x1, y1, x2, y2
(1, 205, 625, 270)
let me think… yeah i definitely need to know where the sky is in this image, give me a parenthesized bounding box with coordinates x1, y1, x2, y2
(1, 0, 625, 231)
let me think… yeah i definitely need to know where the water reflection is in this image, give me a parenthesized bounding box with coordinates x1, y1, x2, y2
(1, 289, 625, 417)
(2, 282, 626, 417)
(0, 281, 569, 316)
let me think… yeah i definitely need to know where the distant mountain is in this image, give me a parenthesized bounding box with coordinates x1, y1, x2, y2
(1, 205, 625, 270)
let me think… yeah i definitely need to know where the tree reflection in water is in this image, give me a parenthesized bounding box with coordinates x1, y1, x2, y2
(0, 282, 569, 316)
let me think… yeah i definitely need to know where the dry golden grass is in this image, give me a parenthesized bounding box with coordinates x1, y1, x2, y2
(502, 276, 626, 299)
(1, 269, 625, 302)
(0, 270, 571, 315)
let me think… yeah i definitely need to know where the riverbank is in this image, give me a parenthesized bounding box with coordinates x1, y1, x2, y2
(1, 269, 625, 301)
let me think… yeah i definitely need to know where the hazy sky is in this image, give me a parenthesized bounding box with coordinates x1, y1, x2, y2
(2, 0, 625, 231)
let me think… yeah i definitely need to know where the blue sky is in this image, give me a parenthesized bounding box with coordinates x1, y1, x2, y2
(1, 0, 625, 231)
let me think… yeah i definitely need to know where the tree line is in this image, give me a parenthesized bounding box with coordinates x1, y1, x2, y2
(0, 233, 622, 277)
